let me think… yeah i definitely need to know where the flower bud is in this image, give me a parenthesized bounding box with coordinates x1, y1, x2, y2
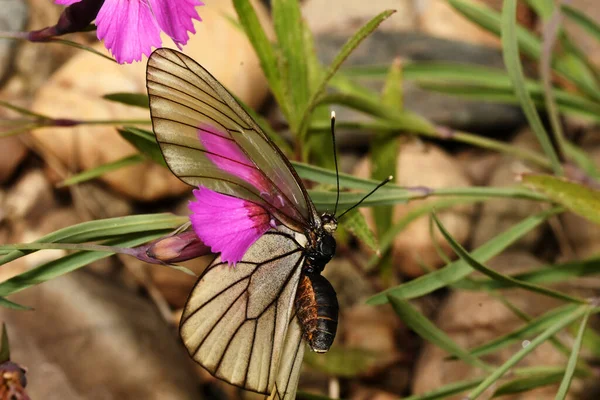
(28, 0, 104, 41)
(132, 231, 211, 265)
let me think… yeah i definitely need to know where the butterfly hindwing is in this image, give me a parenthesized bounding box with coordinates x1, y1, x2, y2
(180, 229, 305, 394)
(146, 48, 315, 230)
(268, 313, 306, 400)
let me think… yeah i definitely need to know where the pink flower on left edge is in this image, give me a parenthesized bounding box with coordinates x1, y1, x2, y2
(54, 0, 203, 64)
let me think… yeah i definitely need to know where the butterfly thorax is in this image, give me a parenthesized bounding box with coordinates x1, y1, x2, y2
(303, 213, 337, 274)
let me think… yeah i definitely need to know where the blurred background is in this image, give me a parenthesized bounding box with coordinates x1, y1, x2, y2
(1, 0, 600, 399)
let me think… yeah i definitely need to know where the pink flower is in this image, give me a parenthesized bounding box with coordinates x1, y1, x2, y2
(54, 0, 203, 64)
(189, 188, 272, 265)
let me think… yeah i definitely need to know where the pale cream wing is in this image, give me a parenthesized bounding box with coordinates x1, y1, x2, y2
(180, 230, 304, 394)
(267, 313, 306, 400)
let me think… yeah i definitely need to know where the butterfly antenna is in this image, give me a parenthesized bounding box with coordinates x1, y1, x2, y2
(337, 175, 394, 220)
(331, 111, 341, 216)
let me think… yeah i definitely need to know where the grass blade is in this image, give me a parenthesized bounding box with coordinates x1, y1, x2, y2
(366, 207, 561, 305)
(297, 10, 396, 140)
(432, 213, 586, 304)
(554, 308, 591, 400)
(388, 294, 492, 371)
(467, 306, 589, 399)
(501, 0, 561, 175)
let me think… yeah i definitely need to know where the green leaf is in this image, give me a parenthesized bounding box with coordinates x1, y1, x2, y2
(341, 210, 378, 253)
(402, 378, 482, 400)
(103, 93, 149, 109)
(501, 0, 561, 175)
(493, 370, 566, 397)
(468, 258, 600, 291)
(467, 305, 588, 399)
(272, 0, 308, 131)
(555, 309, 591, 400)
(118, 127, 166, 166)
(0, 233, 165, 299)
(297, 9, 396, 140)
(432, 213, 586, 304)
(0, 213, 187, 266)
(366, 207, 560, 305)
(372, 59, 403, 236)
(562, 4, 600, 44)
(388, 294, 492, 371)
(58, 154, 145, 187)
(232, 0, 288, 119)
(0, 297, 32, 311)
(522, 173, 600, 225)
(0, 324, 9, 362)
(303, 346, 382, 378)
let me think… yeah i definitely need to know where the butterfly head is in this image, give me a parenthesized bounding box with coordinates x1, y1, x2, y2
(321, 213, 338, 234)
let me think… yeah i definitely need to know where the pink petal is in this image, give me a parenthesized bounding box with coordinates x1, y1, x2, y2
(189, 187, 271, 265)
(198, 124, 271, 193)
(149, 0, 203, 49)
(55, 0, 81, 4)
(95, 0, 163, 64)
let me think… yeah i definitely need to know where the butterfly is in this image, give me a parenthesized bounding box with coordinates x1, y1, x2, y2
(146, 48, 342, 400)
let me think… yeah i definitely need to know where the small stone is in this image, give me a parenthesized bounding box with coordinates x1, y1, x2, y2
(0, 136, 27, 183)
(3, 169, 54, 222)
(0, 271, 201, 399)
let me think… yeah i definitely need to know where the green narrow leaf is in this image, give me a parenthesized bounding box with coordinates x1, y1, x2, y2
(0, 324, 9, 362)
(467, 306, 588, 399)
(494, 371, 566, 397)
(341, 210, 378, 253)
(562, 4, 600, 44)
(272, 0, 308, 131)
(103, 93, 149, 108)
(0, 214, 187, 267)
(432, 213, 586, 304)
(388, 295, 492, 371)
(232, 0, 288, 119)
(522, 173, 600, 225)
(555, 309, 591, 399)
(366, 207, 560, 305)
(501, 0, 561, 175)
(372, 59, 403, 236)
(0, 233, 166, 299)
(117, 127, 166, 166)
(0, 297, 32, 311)
(58, 154, 145, 187)
(297, 9, 396, 140)
(401, 377, 482, 400)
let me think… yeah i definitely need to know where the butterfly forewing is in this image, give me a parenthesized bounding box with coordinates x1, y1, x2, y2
(180, 230, 305, 394)
(147, 48, 315, 230)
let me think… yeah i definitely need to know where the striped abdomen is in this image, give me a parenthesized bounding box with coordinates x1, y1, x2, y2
(295, 273, 339, 352)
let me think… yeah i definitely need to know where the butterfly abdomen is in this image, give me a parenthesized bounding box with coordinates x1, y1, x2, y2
(295, 273, 339, 353)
